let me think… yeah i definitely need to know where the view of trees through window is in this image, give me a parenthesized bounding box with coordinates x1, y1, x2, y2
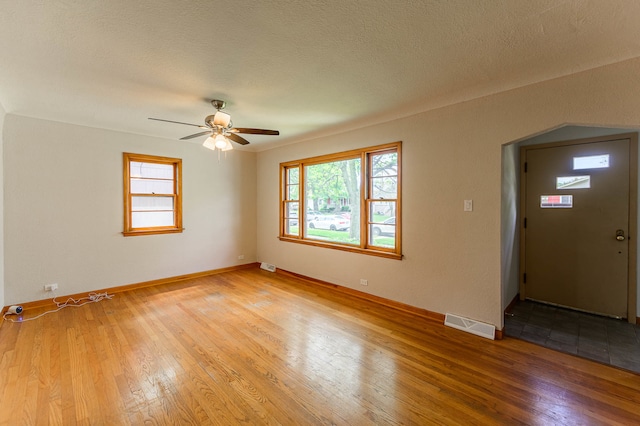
(280, 143, 401, 257)
(367, 151, 398, 249)
(305, 158, 361, 244)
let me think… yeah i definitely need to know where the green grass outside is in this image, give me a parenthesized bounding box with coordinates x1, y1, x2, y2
(372, 214, 392, 222)
(287, 226, 395, 248)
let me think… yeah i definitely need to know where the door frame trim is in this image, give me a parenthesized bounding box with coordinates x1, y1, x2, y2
(519, 132, 638, 323)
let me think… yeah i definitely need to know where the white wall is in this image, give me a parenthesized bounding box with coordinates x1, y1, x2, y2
(501, 143, 519, 311)
(257, 57, 640, 328)
(3, 115, 257, 305)
(0, 102, 5, 310)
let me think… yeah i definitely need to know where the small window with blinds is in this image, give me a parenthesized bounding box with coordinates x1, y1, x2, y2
(123, 153, 183, 236)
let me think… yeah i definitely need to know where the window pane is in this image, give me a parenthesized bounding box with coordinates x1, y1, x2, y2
(304, 158, 360, 219)
(540, 195, 573, 208)
(556, 176, 590, 189)
(132, 211, 175, 227)
(283, 202, 299, 236)
(369, 224, 395, 248)
(287, 167, 299, 184)
(370, 201, 396, 220)
(372, 177, 397, 199)
(372, 153, 398, 177)
(285, 219, 299, 235)
(306, 214, 355, 244)
(132, 196, 174, 211)
(130, 162, 174, 179)
(369, 202, 396, 248)
(303, 157, 361, 243)
(130, 178, 174, 194)
(573, 154, 609, 170)
(285, 202, 298, 218)
(287, 184, 299, 200)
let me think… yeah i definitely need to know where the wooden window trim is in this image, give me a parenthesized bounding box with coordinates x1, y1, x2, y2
(279, 142, 402, 259)
(123, 153, 183, 237)
(365, 148, 401, 253)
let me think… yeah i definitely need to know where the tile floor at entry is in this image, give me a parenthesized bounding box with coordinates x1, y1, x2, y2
(504, 299, 640, 374)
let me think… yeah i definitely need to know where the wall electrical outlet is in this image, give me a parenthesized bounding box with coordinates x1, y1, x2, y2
(360, 279, 368, 286)
(238, 254, 245, 260)
(44, 283, 58, 292)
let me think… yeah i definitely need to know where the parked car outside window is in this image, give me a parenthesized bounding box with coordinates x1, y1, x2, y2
(290, 211, 299, 226)
(372, 217, 395, 236)
(308, 215, 350, 231)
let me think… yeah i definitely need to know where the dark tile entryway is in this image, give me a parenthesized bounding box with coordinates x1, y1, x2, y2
(505, 300, 640, 374)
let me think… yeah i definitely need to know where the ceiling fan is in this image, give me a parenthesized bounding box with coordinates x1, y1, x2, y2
(148, 99, 279, 151)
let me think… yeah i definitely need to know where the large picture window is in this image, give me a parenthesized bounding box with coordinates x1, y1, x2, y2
(123, 153, 183, 236)
(279, 142, 401, 259)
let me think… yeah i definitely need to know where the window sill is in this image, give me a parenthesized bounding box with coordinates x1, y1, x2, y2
(123, 228, 184, 237)
(278, 236, 402, 260)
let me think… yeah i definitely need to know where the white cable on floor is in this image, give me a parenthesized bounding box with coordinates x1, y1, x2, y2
(2, 292, 114, 322)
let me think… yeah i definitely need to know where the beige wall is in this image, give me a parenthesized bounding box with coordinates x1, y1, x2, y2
(256, 57, 640, 328)
(0, 102, 4, 309)
(5, 58, 640, 325)
(3, 115, 258, 305)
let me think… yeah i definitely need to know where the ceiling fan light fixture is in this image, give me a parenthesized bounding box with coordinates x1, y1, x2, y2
(214, 133, 228, 149)
(213, 111, 231, 127)
(202, 135, 217, 151)
(221, 139, 234, 151)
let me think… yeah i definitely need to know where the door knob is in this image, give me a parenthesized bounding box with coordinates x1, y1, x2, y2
(616, 229, 625, 241)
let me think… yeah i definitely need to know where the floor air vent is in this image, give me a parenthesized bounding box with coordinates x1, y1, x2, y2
(444, 313, 495, 340)
(260, 262, 276, 272)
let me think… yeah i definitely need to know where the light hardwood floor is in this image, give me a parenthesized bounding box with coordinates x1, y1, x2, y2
(1, 267, 639, 425)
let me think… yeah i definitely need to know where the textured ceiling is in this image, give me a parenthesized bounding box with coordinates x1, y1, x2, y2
(1, 0, 640, 150)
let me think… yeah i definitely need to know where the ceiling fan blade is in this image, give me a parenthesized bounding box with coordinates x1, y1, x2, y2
(230, 127, 279, 136)
(149, 117, 208, 129)
(227, 132, 251, 145)
(180, 131, 211, 140)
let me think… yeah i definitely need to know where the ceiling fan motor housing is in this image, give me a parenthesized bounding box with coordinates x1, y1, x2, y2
(210, 99, 226, 110)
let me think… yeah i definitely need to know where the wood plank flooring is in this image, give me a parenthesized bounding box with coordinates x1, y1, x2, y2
(1, 266, 639, 425)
